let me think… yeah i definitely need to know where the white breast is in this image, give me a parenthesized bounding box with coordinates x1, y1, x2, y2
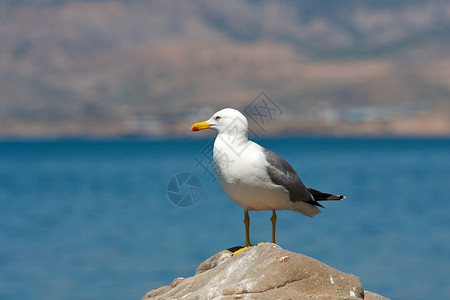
(213, 137, 293, 211)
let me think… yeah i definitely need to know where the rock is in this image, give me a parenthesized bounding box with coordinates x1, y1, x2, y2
(364, 291, 390, 300)
(195, 250, 231, 275)
(142, 243, 389, 300)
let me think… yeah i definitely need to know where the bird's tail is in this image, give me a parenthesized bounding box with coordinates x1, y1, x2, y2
(308, 188, 345, 201)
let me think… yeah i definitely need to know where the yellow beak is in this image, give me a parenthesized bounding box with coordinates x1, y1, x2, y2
(191, 121, 211, 131)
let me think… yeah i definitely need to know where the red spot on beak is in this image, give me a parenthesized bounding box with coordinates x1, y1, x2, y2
(192, 127, 199, 131)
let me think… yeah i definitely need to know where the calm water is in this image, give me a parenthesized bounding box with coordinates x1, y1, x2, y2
(0, 137, 449, 300)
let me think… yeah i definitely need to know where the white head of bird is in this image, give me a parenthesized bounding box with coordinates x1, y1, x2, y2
(191, 108, 248, 137)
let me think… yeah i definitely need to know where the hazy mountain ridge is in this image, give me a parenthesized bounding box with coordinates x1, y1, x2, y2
(0, 0, 449, 137)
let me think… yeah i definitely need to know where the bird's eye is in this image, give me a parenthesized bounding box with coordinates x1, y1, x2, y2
(215, 116, 221, 121)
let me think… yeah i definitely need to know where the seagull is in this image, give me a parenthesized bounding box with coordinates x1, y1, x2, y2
(191, 108, 343, 247)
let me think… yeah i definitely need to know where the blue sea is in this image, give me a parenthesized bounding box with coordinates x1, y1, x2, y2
(0, 137, 449, 300)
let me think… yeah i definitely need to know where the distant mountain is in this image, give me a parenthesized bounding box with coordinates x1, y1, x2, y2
(0, 0, 449, 137)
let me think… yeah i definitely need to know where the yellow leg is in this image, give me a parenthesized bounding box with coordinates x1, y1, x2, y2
(230, 211, 261, 256)
(244, 210, 252, 247)
(271, 210, 277, 244)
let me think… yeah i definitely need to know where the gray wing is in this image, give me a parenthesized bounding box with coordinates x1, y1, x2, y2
(263, 148, 323, 207)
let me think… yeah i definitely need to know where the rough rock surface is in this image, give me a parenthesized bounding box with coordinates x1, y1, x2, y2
(142, 243, 389, 300)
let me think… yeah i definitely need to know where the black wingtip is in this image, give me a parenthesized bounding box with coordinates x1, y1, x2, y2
(308, 188, 345, 202)
(316, 201, 325, 208)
